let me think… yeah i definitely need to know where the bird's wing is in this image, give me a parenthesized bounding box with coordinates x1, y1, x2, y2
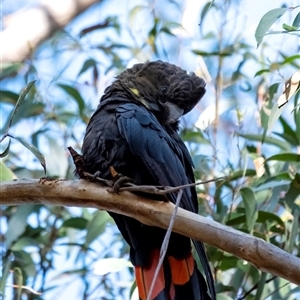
(116, 103, 193, 208)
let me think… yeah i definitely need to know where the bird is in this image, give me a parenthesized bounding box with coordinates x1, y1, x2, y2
(81, 60, 216, 300)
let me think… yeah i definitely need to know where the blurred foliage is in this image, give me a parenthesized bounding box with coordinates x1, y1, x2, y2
(0, 0, 300, 299)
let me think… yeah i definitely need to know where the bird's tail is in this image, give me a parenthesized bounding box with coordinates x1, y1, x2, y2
(135, 249, 211, 300)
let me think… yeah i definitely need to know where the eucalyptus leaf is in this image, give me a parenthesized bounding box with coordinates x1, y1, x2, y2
(0, 138, 11, 158)
(0, 160, 17, 181)
(5, 205, 36, 249)
(10, 135, 46, 173)
(58, 83, 85, 115)
(11, 237, 40, 251)
(255, 8, 288, 47)
(200, 1, 215, 26)
(12, 250, 36, 277)
(62, 217, 88, 230)
(292, 11, 300, 27)
(0, 90, 19, 104)
(265, 153, 300, 162)
(288, 209, 299, 253)
(240, 187, 258, 233)
(85, 211, 111, 247)
(0, 253, 12, 297)
(78, 59, 96, 77)
(5, 81, 36, 133)
(240, 134, 291, 151)
(13, 267, 23, 300)
(282, 23, 299, 31)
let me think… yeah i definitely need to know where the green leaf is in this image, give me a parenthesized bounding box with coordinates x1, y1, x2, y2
(0, 253, 12, 297)
(255, 272, 267, 300)
(0, 161, 16, 181)
(255, 8, 288, 47)
(58, 83, 85, 116)
(199, 1, 215, 25)
(292, 11, 300, 27)
(268, 83, 280, 101)
(5, 205, 36, 249)
(240, 187, 258, 233)
(254, 179, 290, 192)
(78, 59, 96, 77)
(240, 134, 291, 151)
(282, 23, 299, 31)
(12, 250, 36, 277)
(160, 21, 182, 36)
(193, 154, 212, 175)
(0, 62, 23, 80)
(129, 280, 137, 300)
(267, 104, 284, 134)
(129, 5, 147, 26)
(218, 255, 239, 271)
(230, 169, 257, 179)
(1, 98, 44, 137)
(264, 172, 291, 182)
(254, 69, 270, 77)
(260, 95, 273, 131)
(256, 211, 285, 227)
(10, 237, 40, 251)
(13, 267, 23, 300)
(0, 138, 11, 158)
(284, 175, 300, 210)
(62, 217, 88, 230)
(5, 81, 36, 133)
(192, 50, 232, 57)
(85, 211, 111, 247)
(288, 208, 299, 253)
(0, 90, 19, 104)
(215, 283, 236, 293)
(181, 131, 210, 144)
(10, 135, 46, 173)
(281, 54, 300, 66)
(265, 153, 300, 162)
(277, 116, 299, 145)
(216, 295, 234, 300)
(295, 104, 300, 145)
(226, 215, 245, 226)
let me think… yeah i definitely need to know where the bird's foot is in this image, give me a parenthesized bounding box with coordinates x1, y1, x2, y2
(109, 166, 133, 193)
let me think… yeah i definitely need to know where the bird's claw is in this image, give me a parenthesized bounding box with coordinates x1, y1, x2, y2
(108, 166, 133, 193)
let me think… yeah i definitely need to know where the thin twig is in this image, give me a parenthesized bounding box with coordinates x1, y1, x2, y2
(6, 284, 42, 295)
(147, 189, 183, 300)
(237, 275, 277, 300)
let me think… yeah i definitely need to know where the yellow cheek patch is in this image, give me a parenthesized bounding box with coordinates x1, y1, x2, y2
(130, 87, 140, 96)
(129, 87, 150, 108)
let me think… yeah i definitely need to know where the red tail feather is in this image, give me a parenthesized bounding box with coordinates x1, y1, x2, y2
(168, 252, 194, 285)
(135, 249, 165, 300)
(135, 249, 199, 300)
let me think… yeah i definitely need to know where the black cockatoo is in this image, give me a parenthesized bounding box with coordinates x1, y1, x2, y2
(82, 61, 215, 300)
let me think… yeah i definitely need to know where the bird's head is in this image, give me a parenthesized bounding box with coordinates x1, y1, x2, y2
(117, 61, 206, 125)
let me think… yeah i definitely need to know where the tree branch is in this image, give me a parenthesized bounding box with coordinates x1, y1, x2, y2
(1, 178, 299, 285)
(1, 0, 101, 63)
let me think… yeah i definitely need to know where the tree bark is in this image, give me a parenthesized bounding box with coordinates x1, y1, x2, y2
(1, 178, 300, 285)
(0, 0, 101, 63)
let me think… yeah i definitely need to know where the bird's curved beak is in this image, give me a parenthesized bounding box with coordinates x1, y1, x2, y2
(166, 102, 184, 123)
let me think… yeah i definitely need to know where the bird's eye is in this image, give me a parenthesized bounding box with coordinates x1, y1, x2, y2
(161, 86, 168, 94)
